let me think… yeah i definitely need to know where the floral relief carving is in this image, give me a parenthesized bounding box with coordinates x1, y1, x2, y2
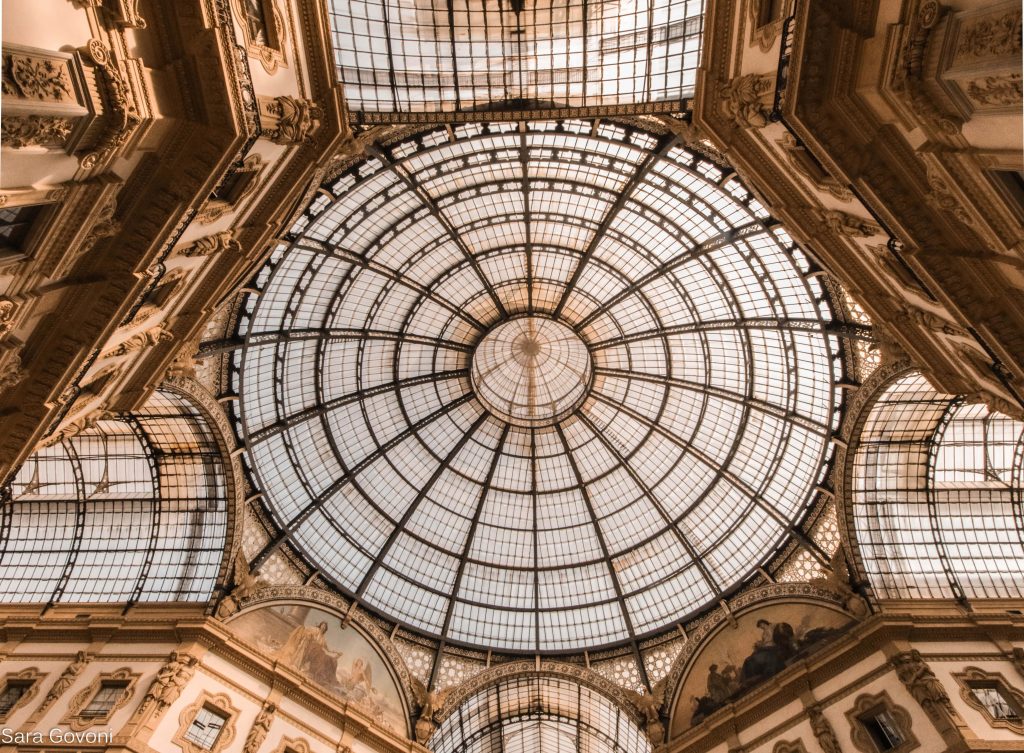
(954, 8, 1022, 62)
(718, 73, 775, 128)
(966, 74, 1022, 107)
(1, 114, 74, 148)
(1, 52, 72, 101)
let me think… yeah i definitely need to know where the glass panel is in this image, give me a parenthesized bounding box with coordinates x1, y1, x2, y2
(183, 706, 228, 749)
(240, 121, 839, 652)
(327, 0, 705, 115)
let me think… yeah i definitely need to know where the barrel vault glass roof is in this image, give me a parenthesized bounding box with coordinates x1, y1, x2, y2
(326, 0, 704, 117)
(238, 119, 843, 653)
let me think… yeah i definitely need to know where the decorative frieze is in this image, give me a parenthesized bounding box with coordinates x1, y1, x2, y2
(965, 73, 1022, 108)
(1, 44, 92, 151)
(952, 5, 1021, 65)
(1, 115, 74, 148)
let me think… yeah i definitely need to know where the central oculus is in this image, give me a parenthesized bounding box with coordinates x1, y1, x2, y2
(471, 316, 592, 427)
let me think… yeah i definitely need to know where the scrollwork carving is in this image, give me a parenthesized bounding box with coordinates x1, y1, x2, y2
(175, 231, 242, 258)
(102, 323, 174, 358)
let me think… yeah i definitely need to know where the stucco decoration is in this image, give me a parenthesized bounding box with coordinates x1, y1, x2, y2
(227, 600, 407, 734)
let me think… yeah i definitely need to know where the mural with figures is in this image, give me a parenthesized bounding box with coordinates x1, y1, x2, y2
(671, 602, 853, 734)
(228, 603, 406, 733)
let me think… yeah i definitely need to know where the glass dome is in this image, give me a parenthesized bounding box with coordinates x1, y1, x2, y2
(239, 119, 840, 653)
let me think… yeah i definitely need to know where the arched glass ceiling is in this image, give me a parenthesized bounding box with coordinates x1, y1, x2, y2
(852, 371, 1024, 602)
(0, 390, 229, 605)
(240, 120, 841, 653)
(429, 675, 650, 753)
(327, 0, 704, 117)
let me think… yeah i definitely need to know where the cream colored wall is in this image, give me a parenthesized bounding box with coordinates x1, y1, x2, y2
(0, 634, 410, 753)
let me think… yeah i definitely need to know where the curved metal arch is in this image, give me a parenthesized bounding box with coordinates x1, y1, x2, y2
(1, 385, 232, 607)
(846, 369, 1024, 603)
(238, 120, 844, 655)
(430, 672, 651, 753)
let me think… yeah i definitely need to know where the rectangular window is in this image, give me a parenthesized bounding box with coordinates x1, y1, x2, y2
(0, 204, 44, 257)
(0, 681, 33, 715)
(80, 681, 128, 718)
(971, 684, 1022, 721)
(861, 708, 904, 752)
(183, 705, 229, 750)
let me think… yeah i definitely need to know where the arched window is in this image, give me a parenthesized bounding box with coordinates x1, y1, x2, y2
(0, 389, 230, 606)
(851, 371, 1024, 602)
(430, 675, 650, 753)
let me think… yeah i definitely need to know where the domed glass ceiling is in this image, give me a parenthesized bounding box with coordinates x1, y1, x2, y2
(240, 119, 840, 653)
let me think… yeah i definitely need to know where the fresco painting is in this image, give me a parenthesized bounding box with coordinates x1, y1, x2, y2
(675, 602, 852, 732)
(229, 603, 405, 732)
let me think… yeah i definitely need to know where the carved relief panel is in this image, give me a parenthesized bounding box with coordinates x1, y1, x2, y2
(1, 44, 96, 152)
